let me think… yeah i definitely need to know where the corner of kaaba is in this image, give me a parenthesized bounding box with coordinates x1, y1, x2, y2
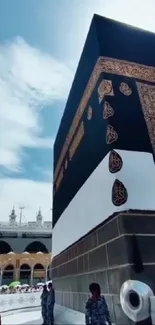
(52, 14, 155, 325)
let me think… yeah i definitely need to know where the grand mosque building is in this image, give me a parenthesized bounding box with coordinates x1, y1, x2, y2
(0, 208, 52, 285)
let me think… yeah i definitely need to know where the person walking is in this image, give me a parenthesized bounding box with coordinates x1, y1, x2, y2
(41, 285, 48, 325)
(85, 283, 112, 325)
(47, 282, 55, 325)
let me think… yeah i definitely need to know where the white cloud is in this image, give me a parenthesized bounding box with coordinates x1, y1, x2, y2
(0, 37, 73, 171)
(28, 137, 55, 149)
(0, 178, 52, 222)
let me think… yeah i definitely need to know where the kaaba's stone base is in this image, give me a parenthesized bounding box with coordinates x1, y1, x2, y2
(52, 211, 155, 324)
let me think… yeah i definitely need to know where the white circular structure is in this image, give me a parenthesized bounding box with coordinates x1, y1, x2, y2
(120, 280, 153, 322)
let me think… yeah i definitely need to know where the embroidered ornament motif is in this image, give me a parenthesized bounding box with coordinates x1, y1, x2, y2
(112, 179, 128, 206)
(98, 79, 114, 103)
(55, 57, 155, 183)
(109, 150, 123, 173)
(87, 106, 93, 120)
(69, 122, 85, 161)
(56, 167, 64, 190)
(106, 125, 118, 144)
(103, 101, 114, 119)
(119, 82, 132, 96)
(137, 82, 155, 155)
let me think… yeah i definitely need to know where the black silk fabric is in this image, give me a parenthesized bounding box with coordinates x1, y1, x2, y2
(53, 15, 155, 227)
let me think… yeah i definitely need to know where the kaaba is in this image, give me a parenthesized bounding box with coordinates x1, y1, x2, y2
(52, 14, 155, 324)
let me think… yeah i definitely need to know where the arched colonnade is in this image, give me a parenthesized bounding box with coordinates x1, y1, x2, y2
(0, 253, 51, 286)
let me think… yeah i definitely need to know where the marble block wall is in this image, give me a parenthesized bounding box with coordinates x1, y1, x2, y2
(52, 211, 155, 325)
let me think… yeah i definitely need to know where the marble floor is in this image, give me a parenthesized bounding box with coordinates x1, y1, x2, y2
(2, 310, 42, 325)
(1, 305, 85, 325)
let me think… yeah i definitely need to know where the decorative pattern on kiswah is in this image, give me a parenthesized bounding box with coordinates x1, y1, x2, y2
(98, 79, 114, 103)
(69, 121, 85, 161)
(103, 101, 114, 119)
(109, 150, 123, 173)
(54, 57, 155, 184)
(54, 61, 101, 183)
(100, 57, 155, 82)
(87, 106, 93, 120)
(119, 82, 132, 96)
(56, 167, 64, 191)
(106, 125, 118, 144)
(136, 82, 155, 155)
(112, 179, 128, 206)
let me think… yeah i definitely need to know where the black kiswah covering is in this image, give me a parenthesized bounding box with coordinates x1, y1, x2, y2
(53, 15, 155, 227)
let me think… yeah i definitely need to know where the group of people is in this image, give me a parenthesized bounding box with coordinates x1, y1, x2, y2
(41, 282, 55, 325)
(0, 285, 43, 295)
(41, 282, 112, 325)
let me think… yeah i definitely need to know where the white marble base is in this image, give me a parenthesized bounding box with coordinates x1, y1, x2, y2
(2, 305, 115, 325)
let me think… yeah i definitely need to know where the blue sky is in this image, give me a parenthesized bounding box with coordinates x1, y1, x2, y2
(0, 0, 154, 222)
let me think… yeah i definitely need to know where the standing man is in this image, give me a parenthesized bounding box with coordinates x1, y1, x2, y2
(47, 282, 55, 325)
(85, 283, 112, 325)
(41, 285, 48, 325)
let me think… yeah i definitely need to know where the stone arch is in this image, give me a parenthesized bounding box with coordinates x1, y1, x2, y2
(0, 241, 12, 254)
(20, 264, 31, 284)
(2, 264, 14, 285)
(34, 263, 44, 270)
(25, 241, 48, 253)
(33, 263, 45, 285)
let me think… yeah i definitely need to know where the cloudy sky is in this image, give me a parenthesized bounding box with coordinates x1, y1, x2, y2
(0, 0, 154, 223)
